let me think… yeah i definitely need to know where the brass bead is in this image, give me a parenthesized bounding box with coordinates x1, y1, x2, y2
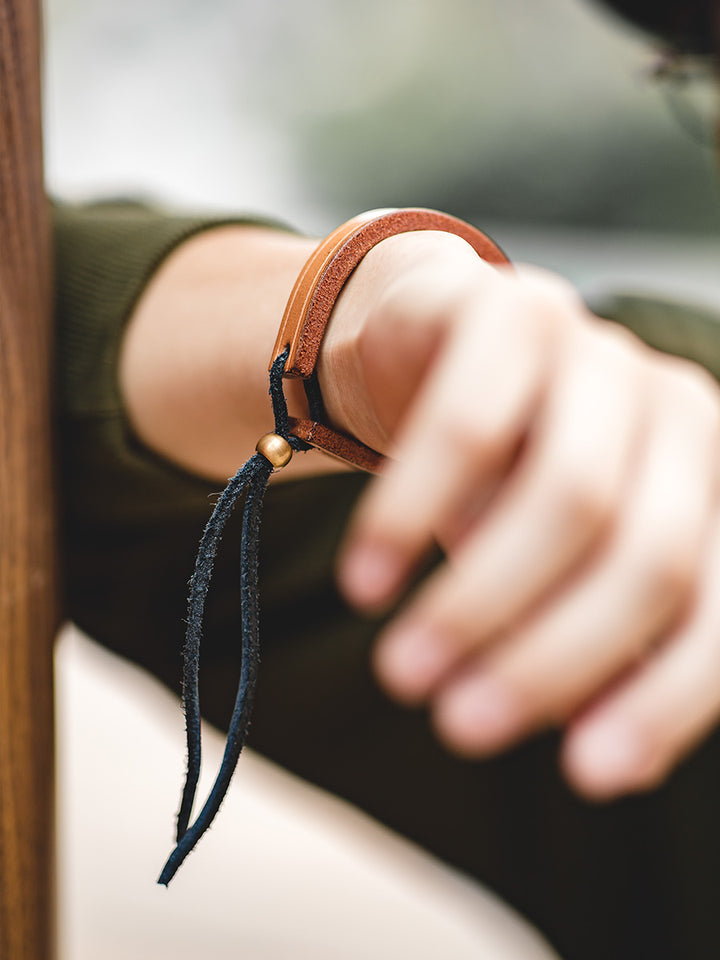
(256, 432, 293, 469)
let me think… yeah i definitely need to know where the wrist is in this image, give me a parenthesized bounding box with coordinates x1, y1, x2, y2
(119, 224, 342, 482)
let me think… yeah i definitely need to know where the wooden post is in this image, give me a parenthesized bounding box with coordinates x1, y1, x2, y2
(0, 0, 58, 958)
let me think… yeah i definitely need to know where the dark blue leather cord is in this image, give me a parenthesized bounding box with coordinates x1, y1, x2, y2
(158, 347, 309, 886)
(303, 372, 325, 422)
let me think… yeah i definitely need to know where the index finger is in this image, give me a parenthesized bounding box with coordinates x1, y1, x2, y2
(337, 273, 556, 609)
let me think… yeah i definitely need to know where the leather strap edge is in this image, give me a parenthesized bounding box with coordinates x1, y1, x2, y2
(288, 418, 384, 474)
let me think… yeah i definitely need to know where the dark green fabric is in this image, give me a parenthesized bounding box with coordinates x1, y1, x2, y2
(602, 292, 720, 380)
(55, 202, 720, 960)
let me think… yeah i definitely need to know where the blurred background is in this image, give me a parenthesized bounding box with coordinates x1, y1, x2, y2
(46, 0, 720, 956)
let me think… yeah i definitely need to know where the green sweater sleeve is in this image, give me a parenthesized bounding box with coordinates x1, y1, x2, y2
(599, 292, 720, 382)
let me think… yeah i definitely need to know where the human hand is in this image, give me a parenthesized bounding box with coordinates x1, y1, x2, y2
(320, 229, 720, 800)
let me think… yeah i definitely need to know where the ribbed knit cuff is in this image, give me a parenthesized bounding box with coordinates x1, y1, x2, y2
(54, 199, 293, 420)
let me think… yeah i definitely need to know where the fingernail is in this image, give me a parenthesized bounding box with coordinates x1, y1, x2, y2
(566, 720, 647, 796)
(339, 542, 403, 608)
(375, 625, 454, 700)
(438, 674, 519, 750)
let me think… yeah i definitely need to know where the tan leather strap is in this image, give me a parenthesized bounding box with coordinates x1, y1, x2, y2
(271, 207, 510, 472)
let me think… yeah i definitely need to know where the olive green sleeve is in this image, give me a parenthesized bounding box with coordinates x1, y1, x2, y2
(599, 292, 720, 381)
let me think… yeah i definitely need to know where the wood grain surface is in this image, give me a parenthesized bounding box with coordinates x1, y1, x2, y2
(0, 1, 58, 958)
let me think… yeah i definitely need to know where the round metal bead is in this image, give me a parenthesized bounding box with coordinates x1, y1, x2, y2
(256, 432, 293, 469)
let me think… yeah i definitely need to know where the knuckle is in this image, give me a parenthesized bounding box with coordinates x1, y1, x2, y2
(597, 319, 642, 349)
(667, 359, 720, 423)
(659, 351, 712, 385)
(594, 323, 648, 372)
(516, 276, 585, 331)
(643, 546, 696, 606)
(660, 350, 711, 386)
(516, 267, 582, 311)
(444, 409, 508, 465)
(557, 471, 615, 537)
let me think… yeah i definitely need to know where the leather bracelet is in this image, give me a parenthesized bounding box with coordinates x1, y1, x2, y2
(270, 207, 510, 474)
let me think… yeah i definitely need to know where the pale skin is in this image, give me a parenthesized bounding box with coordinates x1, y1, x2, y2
(120, 222, 720, 803)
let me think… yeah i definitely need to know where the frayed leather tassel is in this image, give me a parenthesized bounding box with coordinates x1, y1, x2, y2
(158, 347, 309, 886)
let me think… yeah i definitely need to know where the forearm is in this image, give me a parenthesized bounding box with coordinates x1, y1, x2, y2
(119, 223, 351, 483)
